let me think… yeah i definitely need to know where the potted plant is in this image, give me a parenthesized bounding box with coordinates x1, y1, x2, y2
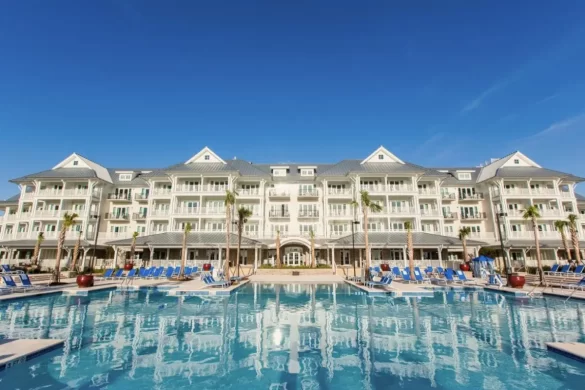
(124, 232, 139, 271)
(508, 273, 525, 288)
(458, 227, 471, 271)
(77, 270, 94, 288)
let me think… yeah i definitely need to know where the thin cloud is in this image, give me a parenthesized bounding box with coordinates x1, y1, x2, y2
(413, 132, 445, 157)
(461, 80, 508, 114)
(530, 114, 585, 139)
(535, 92, 560, 105)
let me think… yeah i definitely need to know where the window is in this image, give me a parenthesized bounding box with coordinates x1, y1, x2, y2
(204, 155, 210, 160)
(444, 226, 454, 234)
(457, 172, 472, 180)
(272, 169, 287, 176)
(119, 173, 132, 181)
(73, 160, 78, 166)
(514, 159, 519, 164)
(301, 169, 314, 176)
(378, 154, 384, 160)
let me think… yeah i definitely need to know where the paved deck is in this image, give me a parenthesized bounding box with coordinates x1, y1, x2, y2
(345, 279, 434, 297)
(0, 339, 64, 371)
(168, 279, 250, 296)
(249, 274, 345, 283)
(546, 342, 585, 362)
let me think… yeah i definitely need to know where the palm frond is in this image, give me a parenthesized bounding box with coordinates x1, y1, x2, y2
(522, 205, 541, 220)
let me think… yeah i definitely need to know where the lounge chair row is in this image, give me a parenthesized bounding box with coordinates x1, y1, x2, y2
(544, 264, 584, 276)
(371, 266, 476, 285)
(102, 266, 201, 282)
(1, 273, 49, 294)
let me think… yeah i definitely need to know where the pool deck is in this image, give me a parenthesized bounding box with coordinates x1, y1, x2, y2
(168, 278, 250, 296)
(0, 338, 64, 371)
(249, 274, 345, 283)
(345, 279, 434, 297)
(546, 342, 585, 362)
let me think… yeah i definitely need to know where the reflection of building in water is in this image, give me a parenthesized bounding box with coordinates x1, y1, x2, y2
(0, 286, 584, 387)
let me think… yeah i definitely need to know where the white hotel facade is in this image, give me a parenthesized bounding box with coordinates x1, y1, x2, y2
(0, 146, 584, 269)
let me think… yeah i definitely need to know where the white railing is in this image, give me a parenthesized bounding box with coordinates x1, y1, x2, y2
(508, 231, 556, 239)
(531, 188, 557, 196)
(175, 184, 201, 193)
(38, 189, 63, 197)
(21, 192, 34, 200)
(238, 188, 260, 196)
(63, 189, 89, 197)
(105, 232, 131, 240)
(298, 189, 319, 197)
(329, 230, 349, 237)
(328, 188, 352, 195)
(503, 188, 531, 196)
(443, 212, 458, 219)
(149, 209, 170, 217)
(203, 185, 228, 193)
(174, 207, 200, 215)
(134, 193, 149, 201)
(269, 190, 290, 197)
(419, 209, 442, 217)
(152, 188, 172, 196)
(387, 184, 414, 193)
(539, 209, 563, 217)
(441, 193, 456, 200)
(459, 193, 484, 201)
(560, 192, 572, 198)
(201, 207, 226, 215)
(61, 209, 87, 217)
(33, 210, 61, 218)
(361, 185, 385, 193)
(328, 210, 352, 217)
(418, 188, 438, 195)
(388, 207, 416, 215)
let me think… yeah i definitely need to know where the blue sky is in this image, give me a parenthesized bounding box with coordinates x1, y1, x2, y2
(1, 1, 585, 199)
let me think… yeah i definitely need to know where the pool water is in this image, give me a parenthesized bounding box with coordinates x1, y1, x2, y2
(0, 284, 584, 389)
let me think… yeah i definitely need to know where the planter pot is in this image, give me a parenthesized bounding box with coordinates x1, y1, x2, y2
(380, 264, 390, 272)
(459, 263, 470, 272)
(508, 274, 526, 289)
(124, 263, 134, 271)
(203, 263, 212, 271)
(76, 274, 94, 288)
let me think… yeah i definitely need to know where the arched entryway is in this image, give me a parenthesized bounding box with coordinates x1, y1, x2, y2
(283, 246, 305, 266)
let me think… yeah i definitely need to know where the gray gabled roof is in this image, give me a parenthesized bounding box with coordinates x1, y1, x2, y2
(330, 232, 486, 247)
(493, 167, 584, 181)
(493, 239, 585, 249)
(106, 232, 261, 247)
(317, 160, 428, 177)
(431, 168, 481, 186)
(0, 239, 96, 248)
(0, 193, 20, 206)
(10, 168, 98, 182)
(107, 169, 152, 186)
(576, 193, 585, 202)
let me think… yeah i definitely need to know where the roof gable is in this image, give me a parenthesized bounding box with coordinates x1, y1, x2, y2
(477, 151, 541, 182)
(52, 153, 113, 183)
(361, 146, 404, 165)
(185, 147, 226, 164)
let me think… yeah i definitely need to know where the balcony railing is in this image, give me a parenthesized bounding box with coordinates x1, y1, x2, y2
(104, 213, 130, 221)
(152, 188, 172, 196)
(37, 189, 63, 197)
(560, 192, 572, 198)
(238, 188, 260, 196)
(269, 210, 290, 218)
(201, 207, 226, 215)
(150, 209, 170, 217)
(361, 185, 385, 193)
(501, 188, 531, 196)
(460, 212, 487, 220)
(441, 193, 456, 201)
(531, 188, 557, 196)
(388, 207, 416, 215)
(133, 213, 147, 220)
(33, 210, 61, 218)
(328, 188, 352, 196)
(459, 193, 484, 201)
(508, 230, 557, 239)
(443, 212, 458, 219)
(107, 193, 132, 201)
(203, 185, 228, 193)
(174, 207, 200, 215)
(175, 184, 201, 193)
(269, 190, 290, 197)
(328, 209, 352, 217)
(299, 210, 319, 218)
(105, 232, 131, 240)
(298, 189, 319, 197)
(134, 193, 149, 201)
(387, 184, 414, 193)
(419, 209, 442, 217)
(418, 188, 438, 196)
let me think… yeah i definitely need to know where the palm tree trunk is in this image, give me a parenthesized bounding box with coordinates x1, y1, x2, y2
(561, 230, 572, 261)
(532, 217, 544, 285)
(71, 237, 80, 272)
(276, 233, 281, 268)
(236, 223, 242, 278)
(311, 239, 315, 268)
(363, 208, 369, 282)
(180, 232, 187, 278)
(32, 241, 41, 266)
(571, 228, 582, 264)
(225, 205, 231, 279)
(462, 238, 468, 264)
(408, 229, 415, 280)
(54, 227, 67, 284)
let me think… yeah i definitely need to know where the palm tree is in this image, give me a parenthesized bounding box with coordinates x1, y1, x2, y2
(32, 232, 44, 267)
(70, 229, 83, 272)
(309, 228, 316, 268)
(236, 206, 253, 278)
(405, 221, 414, 280)
(128, 231, 139, 266)
(458, 227, 471, 264)
(275, 229, 281, 268)
(53, 212, 78, 284)
(554, 220, 572, 261)
(354, 191, 383, 282)
(224, 190, 237, 279)
(524, 206, 544, 285)
(179, 223, 191, 279)
(568, 214, 582, 264)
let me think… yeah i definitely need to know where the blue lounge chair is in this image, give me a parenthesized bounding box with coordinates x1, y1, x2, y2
(173, 266, 181, 276)
(424, 266, 434, 276)
(19, 274, 48, 290)
(561, 277, 585, 291)
(392, 267, 402, 279)
(444, 268, 462, 284)
(555, 264, 571, 275)
(366, 276, 392, 288)
(544, 264, 560, 275)
(164, 266, 174, 279)
(140, 267, 155, 278)
(191, 266, 199, 275)
(572, 265, 584, 275)
(100, 269, 114, 279)
(106, 269, 124, 280)
(414, 267, 431, 284)
(203, 275, 230, 288)
(1, 274, 32, 292)
(149, 267, 164, 279)
(183, 267, 192, 277)
(121, 268, 137, 283)
(456, 270, 476, 284)
(1, 264, 11, 273)
(401, 269, 415, 283)
(436, 267, 445, 275)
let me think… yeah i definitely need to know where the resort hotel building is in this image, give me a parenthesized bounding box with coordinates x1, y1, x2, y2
(0, 146, 584, 271)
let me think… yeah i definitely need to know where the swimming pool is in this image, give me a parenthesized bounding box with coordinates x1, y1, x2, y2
(0, 284, 583, 389)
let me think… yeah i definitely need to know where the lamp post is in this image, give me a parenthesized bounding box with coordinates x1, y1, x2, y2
(495, 211, 513, 284)
(351, 220, 360, 278)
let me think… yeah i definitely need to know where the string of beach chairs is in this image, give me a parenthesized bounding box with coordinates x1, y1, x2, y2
(348, 265, 478, 289)
(101, 265, 203, 283)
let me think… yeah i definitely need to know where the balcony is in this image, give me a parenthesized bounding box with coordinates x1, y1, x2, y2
(107, 193, 132, 202)
(104, 213, 130, 221)
(134, 193, 149, 202)
(531, 188, 557, 196)
(387, 184, 415, 194)
(174, 207, 200, 215)
(441, 193, 456, 201)
(459, 193, 484, 201)
(175, 184, 201, 193)
(298, 189, 319, 198)
(560, 192, 573, 198)
(149, 209, 170, 218)
(361, 185, 385, 194)
(201, 207, 226, 216)
(507, 209, 563, 218)
(152, 188, 172, 197)
(419, 209, 442, 217)
(388, 207, 416, 215)
(298, 210, 319, 218)
(37, 189, 63, 197)
(238, 188, 260, 196)
(460, 212, 487, 220)
(328, 188, 352, 196)
(21, 192, 34, 200)
(202, 185, 228, 193)
(269, 210, 290, 218)
(60, 209, 88, 218)
(33, 210, 61, 218)
(498, 188, 531, 197)
(418, 188, 438, 196)
(327, 210, 352, 217)
(133, 213, 147, 221)
(269, 190, 290, 198)
(508, 230, 557, 239)
(443, 211, 458, 219)
(105, 232, 131, 240)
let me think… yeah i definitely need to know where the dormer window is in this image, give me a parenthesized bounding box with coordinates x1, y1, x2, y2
(514, 159, 519, 164)
(301, 169, 314, 176)
(119, 173, 132, 181)
(204, 155, 210, 160)
(457, 173, 472, 180)
(378, 154, 384, 160)
(73, 160, 78, 166)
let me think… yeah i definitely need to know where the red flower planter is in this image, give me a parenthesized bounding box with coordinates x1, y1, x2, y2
(508, 274, 526, 289)
(459, 263, 470, 272)
(380, 264, 390, 272)
(203, 263, 212, 271)
(124, 263, 134, 271)
(77, 274, 94, 288)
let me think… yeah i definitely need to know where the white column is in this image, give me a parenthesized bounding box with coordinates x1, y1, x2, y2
(402, 246, 407, 267)
(254, 246, 258, 271)
(218, 245, 223, 270)
(438, 247, 443, 267)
